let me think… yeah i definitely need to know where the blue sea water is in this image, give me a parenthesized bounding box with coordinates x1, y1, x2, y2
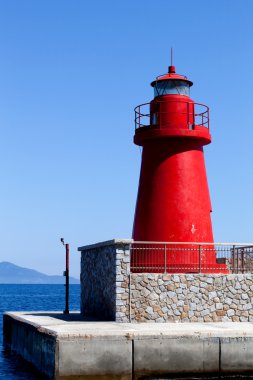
(0, 284, 80, 379)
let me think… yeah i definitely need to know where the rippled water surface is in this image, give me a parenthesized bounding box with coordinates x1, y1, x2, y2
(0, 284, 80, 379)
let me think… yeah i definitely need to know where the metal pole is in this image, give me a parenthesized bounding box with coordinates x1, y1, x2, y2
(199, 244, 202, 273)
(64, 243, 69, 314)
(232, 245, 235, 273)
(237, 247, 239, 274)
(242, 248, 244, 274)
(164, 244, 167, 273)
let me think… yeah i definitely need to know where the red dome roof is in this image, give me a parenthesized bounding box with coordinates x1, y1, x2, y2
(150, 66, 193, 87)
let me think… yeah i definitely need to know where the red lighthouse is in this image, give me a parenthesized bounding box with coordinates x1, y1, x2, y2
(132, 63, 227, 273)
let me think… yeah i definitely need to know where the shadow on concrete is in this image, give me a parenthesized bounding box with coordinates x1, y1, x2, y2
(21, 312, 110, 322)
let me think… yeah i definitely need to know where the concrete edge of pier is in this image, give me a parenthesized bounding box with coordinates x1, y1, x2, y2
(4, 311, 253, 379)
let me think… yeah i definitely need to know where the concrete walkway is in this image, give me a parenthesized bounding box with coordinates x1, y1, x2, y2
(4, 311, 253, 379)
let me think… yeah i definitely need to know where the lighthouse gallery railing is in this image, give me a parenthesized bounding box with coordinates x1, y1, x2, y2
(130, 242, 253, 274)
(135, 101, 209, 130)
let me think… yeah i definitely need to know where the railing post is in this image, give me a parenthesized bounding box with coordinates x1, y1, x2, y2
(242, 249, 244, 274)
(164, 244, 167, 273)
(232, 245, 235, 273)
(187, 102, 189, 129)
(129, 244, 132, 322)
(250, 248, 253, 273)
(129, 243, 132, 273)
(199, 244, 202, 273)
(237, 248, 239, 274)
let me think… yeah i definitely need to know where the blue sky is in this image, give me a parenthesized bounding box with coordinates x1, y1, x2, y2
(0, 0, 253, 277)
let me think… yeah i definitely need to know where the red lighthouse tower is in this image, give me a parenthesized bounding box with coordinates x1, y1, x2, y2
(132, 62, 227, 273)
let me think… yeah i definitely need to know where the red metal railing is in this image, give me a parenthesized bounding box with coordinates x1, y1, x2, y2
(155, 73, 188, 81)
(134, 101, 209, 131)
(130, 242, 253, 274)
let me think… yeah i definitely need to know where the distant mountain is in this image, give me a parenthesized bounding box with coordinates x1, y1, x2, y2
(0, 261, 79, 284)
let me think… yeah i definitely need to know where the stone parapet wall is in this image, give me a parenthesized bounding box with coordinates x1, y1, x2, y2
(79, 239, 131, 322)
(79, 240, 253, 323)
(130, 273, 253, 322)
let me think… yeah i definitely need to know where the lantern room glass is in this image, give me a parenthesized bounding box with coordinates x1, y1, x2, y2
(154, 80, 190, 97)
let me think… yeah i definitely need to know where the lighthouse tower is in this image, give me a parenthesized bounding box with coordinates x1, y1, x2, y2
(132, 63, 227, 273)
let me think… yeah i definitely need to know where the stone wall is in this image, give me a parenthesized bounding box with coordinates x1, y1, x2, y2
(79, 240, 253, 323)
(79, 239, 131, 322)
(130, 273, 253, 322)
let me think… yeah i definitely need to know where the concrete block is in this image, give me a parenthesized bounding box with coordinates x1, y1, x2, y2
(134, 336, 219, 378)
(4, 314, 55, 379)
(220, 337, 253, 374)
(57, 338, 132, 379)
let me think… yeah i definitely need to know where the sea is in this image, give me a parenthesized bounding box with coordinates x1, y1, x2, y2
(0, 284, 80, 379)
(0, 284, 253, 380)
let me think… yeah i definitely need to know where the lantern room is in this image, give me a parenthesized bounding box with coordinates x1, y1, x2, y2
(152, 65, 193, 97)
(134, 66, 211, 146)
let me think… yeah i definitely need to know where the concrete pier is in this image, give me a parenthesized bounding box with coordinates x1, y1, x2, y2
(4, 311, 253, 379)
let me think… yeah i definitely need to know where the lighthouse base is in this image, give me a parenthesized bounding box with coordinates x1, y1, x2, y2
(78, 239, 252, 323)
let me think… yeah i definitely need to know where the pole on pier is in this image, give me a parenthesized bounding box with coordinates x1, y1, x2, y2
(61, 238, 69, 314)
